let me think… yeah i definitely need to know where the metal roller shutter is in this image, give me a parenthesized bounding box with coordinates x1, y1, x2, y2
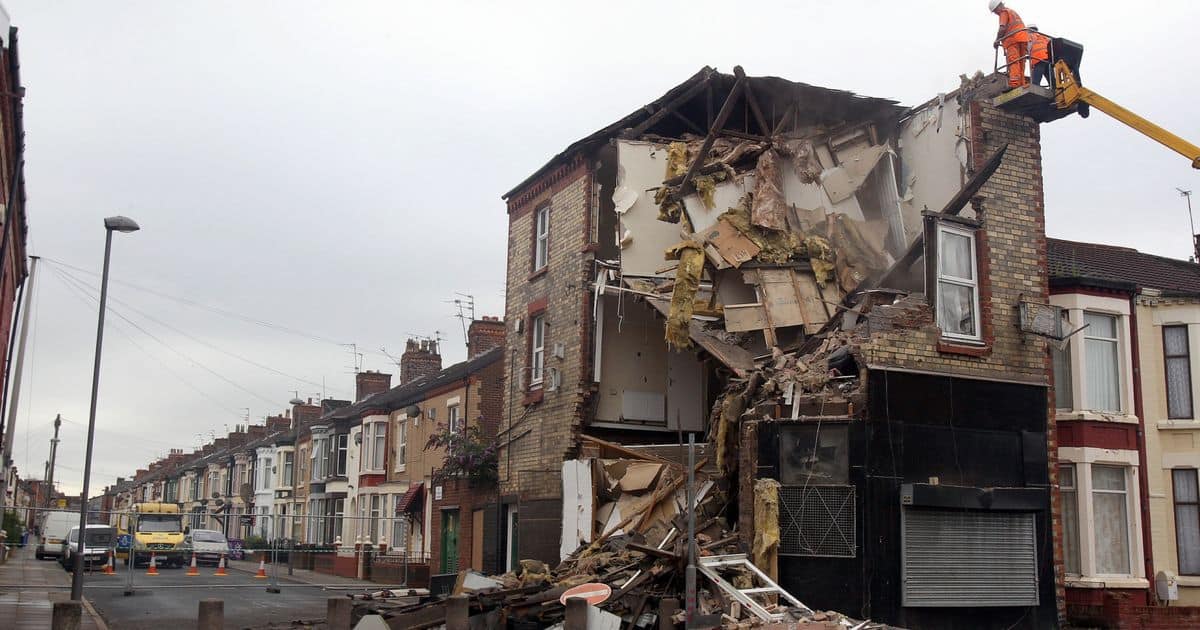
(902, 508, 1039, 607)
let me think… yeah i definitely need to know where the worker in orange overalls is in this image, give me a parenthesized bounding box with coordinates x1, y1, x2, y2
(1028, 24, 1052, 87)
(990, 1, 1030, 88)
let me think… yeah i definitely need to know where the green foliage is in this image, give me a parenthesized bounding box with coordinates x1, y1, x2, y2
(2, 510, 22, 544)
(425, 422, 498, 487)
(243, 534, 268, 550)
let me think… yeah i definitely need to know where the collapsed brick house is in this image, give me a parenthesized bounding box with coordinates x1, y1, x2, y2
(495, 66, 1060, 628)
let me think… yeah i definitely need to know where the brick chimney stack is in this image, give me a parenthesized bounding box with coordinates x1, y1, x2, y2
(266, 414, 290, 433)
(292, 399, 322, 427)
(355, 370, 393, 402)
(467, 317, 505, 359)
(400, 339, 442, 384)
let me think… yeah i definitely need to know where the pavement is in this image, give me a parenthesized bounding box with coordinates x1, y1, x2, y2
(0, 545, 105, 629)
(2, 546, 384, 629)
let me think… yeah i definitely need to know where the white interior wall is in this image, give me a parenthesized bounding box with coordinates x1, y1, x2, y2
(897, 97, 970, 221)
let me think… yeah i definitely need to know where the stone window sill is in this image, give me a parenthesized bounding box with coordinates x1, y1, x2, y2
(1157, 420, 1200, 431)
(1057, 411, 1140, 425)
(1065, 577, 1149, 589)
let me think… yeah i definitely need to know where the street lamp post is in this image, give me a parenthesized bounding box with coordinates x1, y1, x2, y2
(71, 216, 139, 602)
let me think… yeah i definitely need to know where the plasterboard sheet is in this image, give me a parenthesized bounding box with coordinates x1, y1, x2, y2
(898, 97, 969, 220)
(560, 459, 594, 561)
(681, 174, 753, 233)
(615, 140, 692, 278)
(622, 390, 665, 423)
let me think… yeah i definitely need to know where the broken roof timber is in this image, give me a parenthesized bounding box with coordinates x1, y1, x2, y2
(502, 67, 903, 203)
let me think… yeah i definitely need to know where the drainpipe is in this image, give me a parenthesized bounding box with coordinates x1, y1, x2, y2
(1130, 291, 1156, 595)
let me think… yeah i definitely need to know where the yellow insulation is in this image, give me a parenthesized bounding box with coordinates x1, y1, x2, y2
(663, 240, 704, 349)
(752, 478, 781, 581)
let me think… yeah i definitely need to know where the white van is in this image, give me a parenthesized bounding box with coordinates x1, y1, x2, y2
(36, 511, 80, 560)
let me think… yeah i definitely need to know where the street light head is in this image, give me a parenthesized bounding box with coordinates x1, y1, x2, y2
(103, 215, 140, 233)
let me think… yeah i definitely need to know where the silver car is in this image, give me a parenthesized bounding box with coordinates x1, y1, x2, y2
(59, 525, 115, 570)
(184, 529, 230, 566)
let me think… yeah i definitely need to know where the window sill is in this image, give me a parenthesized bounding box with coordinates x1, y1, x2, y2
(1066, 577, 1149, 590)
(1176, 576, 1200, 587)
(523, 388, 544, 406)
(1057, 411, 1140, 424)
(1156, 419, 1200, 430)
(937, 339, 990, 357)
(528, 267, 548, 282)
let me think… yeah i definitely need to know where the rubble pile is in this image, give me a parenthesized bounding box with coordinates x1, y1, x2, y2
(350, 442, 892, 629)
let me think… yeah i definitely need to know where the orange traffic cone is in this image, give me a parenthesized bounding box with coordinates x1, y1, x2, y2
(254, 555, 268, 579)
(145, 553, 159, 576)
(186, 552, 199, 576)
(102, 551, 115, 575)
(214, 553, 227, 576)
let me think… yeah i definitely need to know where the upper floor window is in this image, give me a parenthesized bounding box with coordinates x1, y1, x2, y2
(282, 452, 294, 487)
(530, 314, 546, 386)
(1053, 340, 1073, 410)
(934, 223, 980, 342)
(336, 434, 348, 476)
(364, 421, 387, 471)
(1165, 325, 1194, 419)
(534, 206, 550, 271)
(448, 404, 462, 433)
(1083, 312, 1121, 412)
(395, 419, 408, 473)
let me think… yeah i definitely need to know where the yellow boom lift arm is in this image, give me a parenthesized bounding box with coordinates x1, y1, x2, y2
(1053, 59, 1200, 169)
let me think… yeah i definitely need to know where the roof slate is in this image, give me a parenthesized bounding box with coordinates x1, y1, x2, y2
(1048, 238, 1200, 295)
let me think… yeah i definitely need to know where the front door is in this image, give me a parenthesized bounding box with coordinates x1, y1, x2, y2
(440, 509, 459, 573)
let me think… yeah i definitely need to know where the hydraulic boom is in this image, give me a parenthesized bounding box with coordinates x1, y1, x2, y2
(1052, 59, 1200, 169)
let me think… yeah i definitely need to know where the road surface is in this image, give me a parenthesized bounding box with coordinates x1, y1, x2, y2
(76, 561, 345, 629)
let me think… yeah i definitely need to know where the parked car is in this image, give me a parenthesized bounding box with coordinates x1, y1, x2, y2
(59, 524, 116, 571)
(184, 529, 230, 566)
(35, 511, 78, 561)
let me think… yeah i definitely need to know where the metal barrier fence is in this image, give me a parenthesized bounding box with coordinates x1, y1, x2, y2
(1, 506, 435, 594)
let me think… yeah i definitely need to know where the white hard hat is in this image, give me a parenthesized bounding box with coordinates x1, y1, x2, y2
(1027, 23, 1038, 30)
(989, 0, 1003, 11)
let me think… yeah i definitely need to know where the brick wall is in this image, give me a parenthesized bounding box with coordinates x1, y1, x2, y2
(356, 371, 393, 402)
(499, 157, 594, 506)
(401, 340, 442, 385)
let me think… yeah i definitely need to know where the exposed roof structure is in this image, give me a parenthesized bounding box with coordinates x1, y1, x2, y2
(503, 66, 904, 201)
(1048, 238, 1200, 295)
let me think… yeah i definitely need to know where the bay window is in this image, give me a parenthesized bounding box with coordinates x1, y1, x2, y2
(1092, 465, 1131, 574)
(336, 433, 348, 476)
(364, 421, 387, 472)
(395, 418, 407, 472)
(1060, 464, 1081, 574)
(934, 223, 980, 342)
(1084, 312, 1121, 412)
(1058, 450, 1142, 581)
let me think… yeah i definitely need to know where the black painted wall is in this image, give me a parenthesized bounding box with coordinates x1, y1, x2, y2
(760, 370, 1056, 629)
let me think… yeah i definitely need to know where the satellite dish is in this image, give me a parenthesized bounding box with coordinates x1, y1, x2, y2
(289, 398, 305, 405)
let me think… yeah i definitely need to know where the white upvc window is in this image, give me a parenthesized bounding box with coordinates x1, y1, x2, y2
(1083, 312, 1121, 412)
(364, 421, 387, 472)
(1058, 448, 1144, 582)
(934, 223, 981, 342)
(395, 418, 408, 472)
(530, 314, 546, 386)
(391, 494, 408, 553)
(335, 433, 348, 476)
(534, 205, 550, 271)
(448, 404, 462, 433)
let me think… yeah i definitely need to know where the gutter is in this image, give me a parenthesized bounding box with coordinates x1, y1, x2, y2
(1129, 290, 1156, 592)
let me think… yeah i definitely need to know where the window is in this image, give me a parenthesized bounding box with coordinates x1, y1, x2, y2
(332, 498, 345, 544)
(506, 507, 519, 572)
(311, 438, 324, 480)
(1084, 312, 1121, 412)
(448, 405, 462, 433)
(935, 223, 980, 341)
(1092, 465, 1131, 574)
(392, 495, 408, 552)
(1053, 340, 1073, 410)
(282, 452, 294, 487)
(530, 314, 546, 385)
(534, 205, 550, 271)
(1165, 326, 1194, 419)
(336, 434, 348, 476)
(1174, 469, 1200, 575)
(369, 494, 382, 542)
(395, 419, 407, 472)
(1060, 464, 1081, 574)
(364, 422, 387, 471)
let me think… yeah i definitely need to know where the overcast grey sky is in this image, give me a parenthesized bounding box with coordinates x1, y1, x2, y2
(4, 1, 1196, 496)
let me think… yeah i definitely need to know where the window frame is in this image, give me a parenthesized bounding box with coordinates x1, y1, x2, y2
(395, 417, 408, 473)
(335, 433, 348, 477)
(448, 404, 462, 433)
(1083, 311, 1122, 413)
(1060, 464, 1081, 575)
(282, 452, 294, 487)
(363, 421, 387, 472)
(1091, 464, 1132, 575)
(1164, 325, 1194, 419)
(534, 205, 550, 271)
(933, 222, 982, 343)
(530, 314, 546, 386)
(1057, 453, 1142, 581)
(1173, 468, 1200, 575)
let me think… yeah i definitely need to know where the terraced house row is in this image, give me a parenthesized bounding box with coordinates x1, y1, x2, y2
(100, 317, 507, 581)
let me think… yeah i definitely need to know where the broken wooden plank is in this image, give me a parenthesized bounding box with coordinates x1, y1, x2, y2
(736, 66, 770, 138)
(626, 542, 681, 560)
(700, 218, 760, 268)
(623, 72, 713, 139)
(675, 69, 747, 201)
(724, 303, 769, 332)
(581, 435, 675, 466)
